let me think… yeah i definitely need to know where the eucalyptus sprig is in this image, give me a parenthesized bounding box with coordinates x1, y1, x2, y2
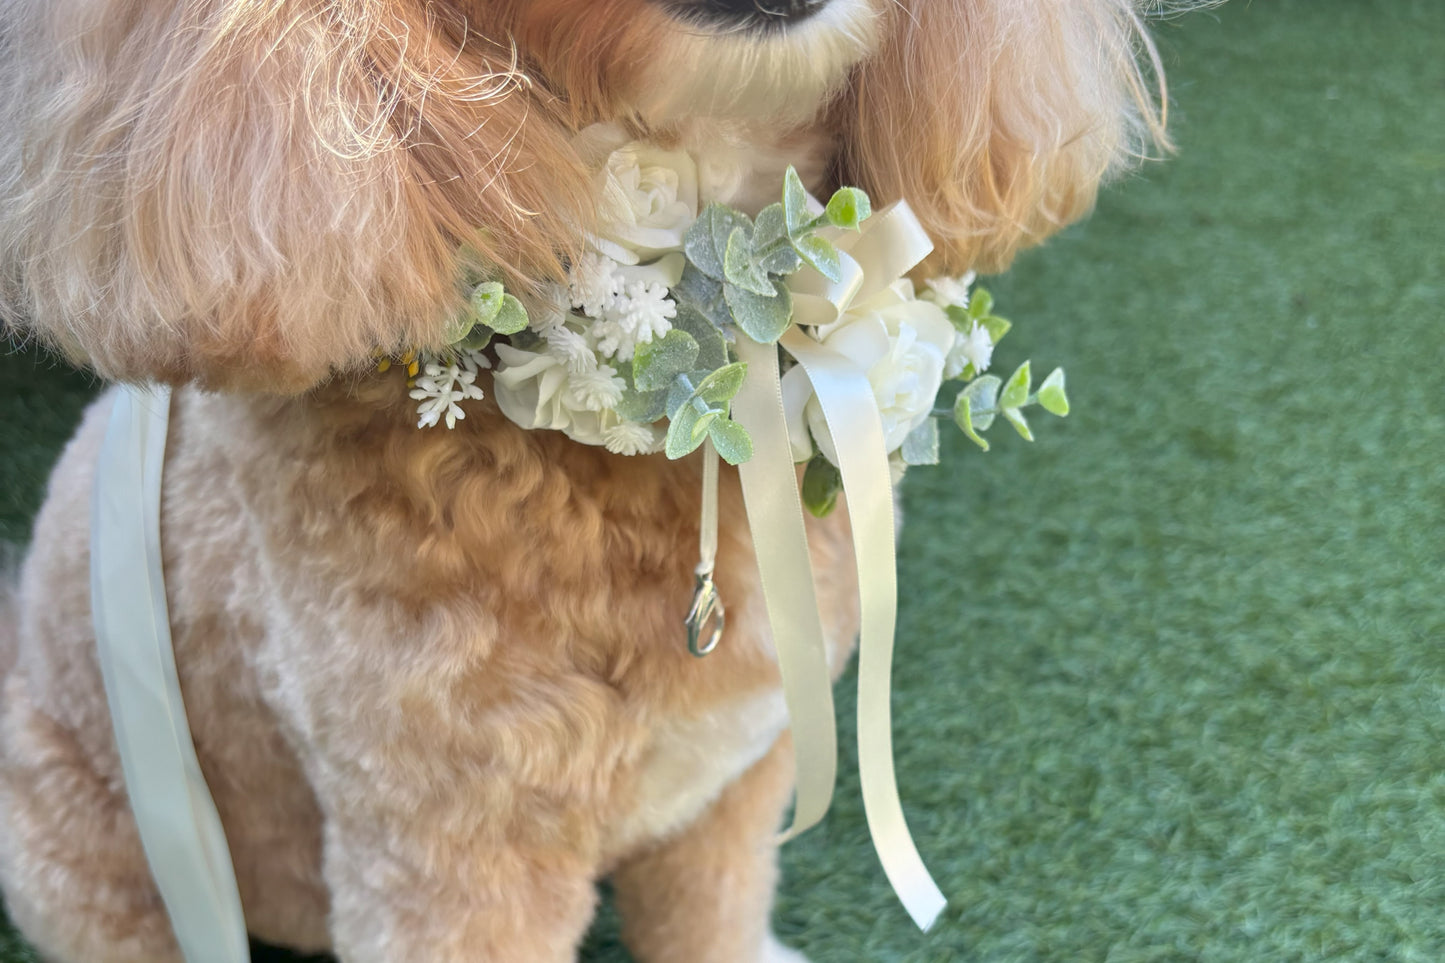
(950, 361, 1070, 452)
(626, 167, 874, 464)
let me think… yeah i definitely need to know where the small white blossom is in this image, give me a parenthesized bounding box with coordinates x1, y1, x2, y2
(594, 281, 677, 361)
(603, 419, 663, 456)
(409, 349, 489, 429)
(567, 363, 626, 412)
(946, 320, 995, 379)
(922, 272, 977, 310)
(545, 324, 599, 374)
(567, 251, 621, 318)
(527, 284, 572, 332)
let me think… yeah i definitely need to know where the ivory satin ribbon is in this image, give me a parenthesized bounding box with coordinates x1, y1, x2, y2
(728, 201, 946, 931)
(91, 385, 251, 963)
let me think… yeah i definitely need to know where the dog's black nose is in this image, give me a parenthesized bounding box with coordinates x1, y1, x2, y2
(667, 0, 830, 28)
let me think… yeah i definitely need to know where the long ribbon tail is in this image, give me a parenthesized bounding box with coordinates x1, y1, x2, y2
(732, 335, 839, 841)
(91, 385, 251, 962)
(781, 330, 948, 932)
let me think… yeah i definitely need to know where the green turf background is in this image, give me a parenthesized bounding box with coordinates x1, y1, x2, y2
(3, 0, 1443, 959)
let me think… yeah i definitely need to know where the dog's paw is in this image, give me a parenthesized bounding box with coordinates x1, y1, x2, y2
(763, 933, 813, 963)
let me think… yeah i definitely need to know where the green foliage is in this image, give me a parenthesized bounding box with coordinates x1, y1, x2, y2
(824, 187, 871, 231)
(999, 361, 1032, 411)
(783, 166, 812, 235)
(802, 455, 844, 518)
(444, 281, 528, 349)
(944, 356, 1067, 451)
(900, 419, 940, 466)
(946, 286, 1012, 345)
(490, 294, 529, 336)
(632, 330, 700, 391)
(794, 234, 842, 283)
(724, 279, 794, 344)
(1038, 367, 1070, 416)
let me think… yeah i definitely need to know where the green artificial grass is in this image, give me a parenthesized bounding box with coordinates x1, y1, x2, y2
(4, 0, 1444, 959)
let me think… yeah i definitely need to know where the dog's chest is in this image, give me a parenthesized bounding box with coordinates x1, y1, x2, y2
(609, 688, 789, 852)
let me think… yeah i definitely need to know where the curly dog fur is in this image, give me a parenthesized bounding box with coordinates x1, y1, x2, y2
(0, 0, 1170, 959)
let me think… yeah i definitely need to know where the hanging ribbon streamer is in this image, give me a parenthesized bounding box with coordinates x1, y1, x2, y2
(731, 336, 840, 840)
(91, 385, 251, 963)
(781, 329, 947, 932)
(728, 200, 946, 929)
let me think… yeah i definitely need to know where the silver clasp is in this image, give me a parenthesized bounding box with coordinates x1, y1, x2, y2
(685, 572, 725, 657)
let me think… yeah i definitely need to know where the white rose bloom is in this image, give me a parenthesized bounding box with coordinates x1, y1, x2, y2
(492, 343, 658, 453)
(782, 281, 954, 466)
(592, 143, 699, 265)
(493, 343, 609, 447)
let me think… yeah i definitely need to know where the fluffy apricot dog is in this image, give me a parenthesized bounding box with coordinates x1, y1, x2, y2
(0, 0, 1169, 960)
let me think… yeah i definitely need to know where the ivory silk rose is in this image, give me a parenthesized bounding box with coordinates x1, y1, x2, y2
(591, 143, 700, 264)
(782, 280, 956, 467)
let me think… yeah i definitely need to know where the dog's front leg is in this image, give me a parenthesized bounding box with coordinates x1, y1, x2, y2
(318, 792, 601, 963)
(611, 734, 810, 963)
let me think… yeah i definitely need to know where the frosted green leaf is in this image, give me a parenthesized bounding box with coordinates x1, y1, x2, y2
(783, 166, 811, 235)
(960, 374, 1001, 430)
(686, 204, 751, 281)
(708, 417, 754, 465)
(900, 418, 940, 466)
(759, 243, 803, 276)
(694, 362, 748, 405)
(1038, 367, 1070, 416)
(674, 305, 729, 370)
(824, 187, 871, 231)
(455, 325, 493, 352)
(665, 406, 704, 459)
(794, 234, 842, 283)
(675, 265, 730, 330)
(633, 329, 700, 391)
(442, 311, 476, 346)
(469, 282, 506, 326)
(952, 395, 990, 452)
(980, 314, 1011, 344)
(691, 408, 720, 443)
(616, 385, 668, 423)
(665, 376, 694, 418)
(724, 279, 793, 344)
(968, 287, 994, 320)
(490, 294, 529, 335)
(999, 361, 1032, 410)
(754, 203, 789, 248)
(1003, 406, 1034, 441)
(724, 225, 773, 295)
(802, 455, 843, 517)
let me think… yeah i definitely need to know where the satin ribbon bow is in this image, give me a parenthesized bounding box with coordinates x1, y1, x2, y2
(729, 201, 947, 931)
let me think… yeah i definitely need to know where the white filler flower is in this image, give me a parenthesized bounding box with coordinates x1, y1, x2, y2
(946, 320, 994, 380)
(921, 271, 977, 310)
(783, 281, 955, 466)
(410, 350, 489, 429)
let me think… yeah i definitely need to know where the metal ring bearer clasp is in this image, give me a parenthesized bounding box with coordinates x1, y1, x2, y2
(686, 439, 725, 657)
(685, 571, 725, 657)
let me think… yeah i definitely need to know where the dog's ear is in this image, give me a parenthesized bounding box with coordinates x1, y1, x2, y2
(835, 0, 1168, 274)
(0, 0, 592, 391)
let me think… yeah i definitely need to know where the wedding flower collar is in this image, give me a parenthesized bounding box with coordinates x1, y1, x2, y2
(390, 124, 1073, 931)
